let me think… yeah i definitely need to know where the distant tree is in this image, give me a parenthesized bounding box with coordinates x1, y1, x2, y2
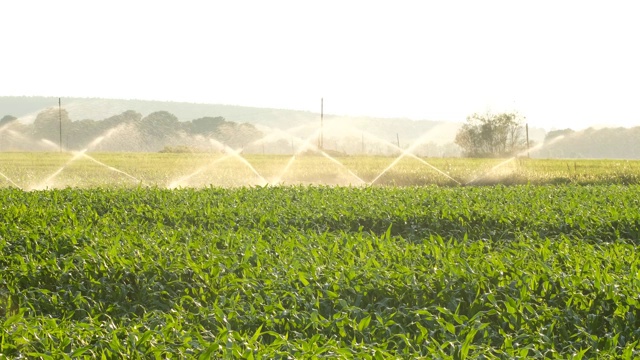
(0, 115, 19, 151)
(544, 128, 574, 142)
(234, 123, 262, 148)
(214, 122, 263, 149)
(455, 112, 526, 157)
(138, 111, 181, 139)
(31, 108, 72, 145)
(100, 110, 142, 131)
(0, 115, 17, 126)
(189, 116, 227, 136)
(67, 119, 100, 150)
(535, 126, 640, 159)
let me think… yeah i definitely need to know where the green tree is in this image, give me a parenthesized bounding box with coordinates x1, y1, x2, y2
(0, 115, 17, 126)
(544, 128, 574, 142)
(189, 116, 227, 136)
(455, 112, 527, 157)
(138, 111, 181, 139)
(100, 110, 142, 131)
(67, 119, 100, 150)
(215, 122, 263, 149)
(31, 108, 72, 146)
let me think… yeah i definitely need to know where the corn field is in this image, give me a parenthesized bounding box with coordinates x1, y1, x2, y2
(1, 185, 639, 358)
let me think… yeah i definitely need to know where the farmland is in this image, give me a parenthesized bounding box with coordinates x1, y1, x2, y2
(1, 152, 640, 189)
(1, 182, 639, 358)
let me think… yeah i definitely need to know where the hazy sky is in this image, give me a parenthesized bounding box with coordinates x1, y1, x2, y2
(2, 1, 639, 130)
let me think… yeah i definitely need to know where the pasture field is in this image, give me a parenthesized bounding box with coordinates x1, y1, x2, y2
(1, 185, 639, 358)
(1, 152, 640, 189)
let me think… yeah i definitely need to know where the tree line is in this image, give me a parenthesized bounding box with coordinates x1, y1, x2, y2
(454, 111, 640, 159)
(0, 109, 263, 152)
(3, 107, 639, 158)
(536, 127, 640, 159)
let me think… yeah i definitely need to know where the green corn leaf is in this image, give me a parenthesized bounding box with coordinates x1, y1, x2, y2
(357, 315, 372, 332)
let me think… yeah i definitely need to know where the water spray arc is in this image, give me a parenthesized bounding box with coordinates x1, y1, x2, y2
(268, 127, 366, 186)
(365, 130, 462, 186)
(58, 98, 63, 153)
(0, 104, 595, 189)
(320, 98, 324, 150)
(221, 143, 268, 185)
(267, 119, 460, 186)
(0, 126, 23, 188)
(168, 155, 229, 189)
(464, 135, 567, 185)
(29, 129, 141, 190)
(168, 139, 268, 188)
(78, 153, 143, 185)
(0, 171, 21, 189)
(30, 150, 88, 190)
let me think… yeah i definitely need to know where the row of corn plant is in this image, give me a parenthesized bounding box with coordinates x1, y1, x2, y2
(1, 185, 639, 358)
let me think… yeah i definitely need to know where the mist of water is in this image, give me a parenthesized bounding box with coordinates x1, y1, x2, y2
(78, 152, 143, 184)
(41, 138, 64, 151)
(0, 171, 21, 189)
(365, 129, 462, 185)
(266, 127, 366, 185)
(167, 138, 268, 188)
(168, 155, 231, 189)
(1, 109, 590, 189)
(29, 151, 85, 190)
(28, 131, 123, 190)
(214, 140, 268, 186)
(465, 135, 567, 185)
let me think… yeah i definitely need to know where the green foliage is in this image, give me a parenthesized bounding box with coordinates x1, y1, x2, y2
(159, 145, 209, 153)
(456, 112, 527, 158)
(3, 108, 263, 152)
(189, 116, 227, 136)
(1, 186, 640, 357)
(537, 127, 640, 159)
(544, 128, 575, 142)
(138, 111, 181, 139)
(31, 108, 72, 143)
(0, 115, 17, 125)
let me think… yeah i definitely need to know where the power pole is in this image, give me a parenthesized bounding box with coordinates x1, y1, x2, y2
(526, 123, 530, 158)
(58, 98, 62, 153)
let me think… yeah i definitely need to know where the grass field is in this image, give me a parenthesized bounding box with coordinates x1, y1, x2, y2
(1, 152, 640, 189)
(1, 153, 640, 358)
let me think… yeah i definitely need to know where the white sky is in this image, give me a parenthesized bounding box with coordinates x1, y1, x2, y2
(1, 0, 639, 130)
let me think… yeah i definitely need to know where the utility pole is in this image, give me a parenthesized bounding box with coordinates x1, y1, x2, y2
(526, 123, 530, 158)
(58, 98, 62, 153)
